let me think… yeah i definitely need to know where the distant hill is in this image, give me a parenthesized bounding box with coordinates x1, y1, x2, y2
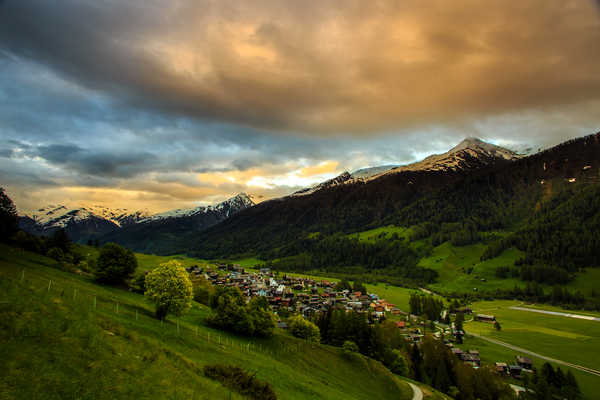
(19, 193, 255, 249)
(98, 193, 255, 253)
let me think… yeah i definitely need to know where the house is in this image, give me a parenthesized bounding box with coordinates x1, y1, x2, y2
(277, 321, 289, 330)
(509, 365, 523, 379)
(495, 362, 508, 375)
(475, 314, 496, 323)
(516, 356, 533, 370)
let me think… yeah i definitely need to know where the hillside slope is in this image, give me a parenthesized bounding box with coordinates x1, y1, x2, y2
(0, 245, 415, 400)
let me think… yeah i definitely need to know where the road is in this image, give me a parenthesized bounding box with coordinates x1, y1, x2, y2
(407, 382, 423, 400)
(509, 306, 600, 322)
(466, 331, 600, 378)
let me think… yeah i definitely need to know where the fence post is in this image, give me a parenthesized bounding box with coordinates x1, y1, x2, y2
(47, 280, 52, 292)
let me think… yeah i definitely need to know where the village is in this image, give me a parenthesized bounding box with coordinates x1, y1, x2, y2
(188, 263, 535, 385)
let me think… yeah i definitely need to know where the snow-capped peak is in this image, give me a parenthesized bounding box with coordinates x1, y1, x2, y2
(24, 205, 151, 229)
(138, 193, 256, 222)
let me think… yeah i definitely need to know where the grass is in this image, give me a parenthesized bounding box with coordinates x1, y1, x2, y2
(462, 299, 600, 399)
(418, 241, 525, 293)
(347, 225, 412, 242)
(455, 335, 597, 400)
(0, 244, 415, 400)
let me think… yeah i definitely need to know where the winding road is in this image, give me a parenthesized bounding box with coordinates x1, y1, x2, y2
(407, 382, 423, 400)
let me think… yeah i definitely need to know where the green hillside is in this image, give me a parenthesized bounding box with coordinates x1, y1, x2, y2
(0, 244, 415, 400)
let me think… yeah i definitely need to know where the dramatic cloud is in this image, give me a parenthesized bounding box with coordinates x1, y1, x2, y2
(1, 0, 599, 134)
(0, 0, 598, 212)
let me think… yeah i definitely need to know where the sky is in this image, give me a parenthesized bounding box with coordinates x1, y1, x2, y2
(1, 0, 599, 214)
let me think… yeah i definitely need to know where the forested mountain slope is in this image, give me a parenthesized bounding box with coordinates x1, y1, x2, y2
(181, 133, 600, 265)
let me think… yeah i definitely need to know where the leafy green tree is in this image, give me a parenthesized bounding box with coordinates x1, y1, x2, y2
(389, 350, 409, 376)
(94, 243, 137, 285)
(191, 275, 214, 306)
(454, 312, 465, 331)
(248, 296, 275, 337)
(288, 314, 320, 342)
(145, 260, 193, 319)
(207, 287, 274, 337)
(0, 187, 18, 242)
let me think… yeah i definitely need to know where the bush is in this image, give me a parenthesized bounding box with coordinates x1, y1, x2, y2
(288, 314, 320, 342)
(94, 243, 137, 285)
(144, 260, 193, 319)
(342, 340, 359, 355)
(47, 247, 65, 262)
(203, 364, 277, 400)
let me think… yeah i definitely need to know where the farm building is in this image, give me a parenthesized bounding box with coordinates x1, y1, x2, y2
(475, 314, 496, 323)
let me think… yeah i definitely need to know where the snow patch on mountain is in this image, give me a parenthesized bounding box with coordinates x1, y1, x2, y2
(138, 193, 255, 222)
(25, 205, 151, 229)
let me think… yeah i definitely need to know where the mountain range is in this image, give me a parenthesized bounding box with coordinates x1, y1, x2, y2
(18, 134, 600, 264)
(19, 193, 256, 250)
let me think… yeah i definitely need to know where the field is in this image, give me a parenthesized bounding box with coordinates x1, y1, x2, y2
(418, 242, 525, 294)
(463, 299, 600, 399)
(0, 244, 420, 400)
(347, 225, 412, 242)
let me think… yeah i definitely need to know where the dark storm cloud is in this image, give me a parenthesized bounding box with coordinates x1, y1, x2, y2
(1, 0, 599, 134)
(35, 144, 158, 179)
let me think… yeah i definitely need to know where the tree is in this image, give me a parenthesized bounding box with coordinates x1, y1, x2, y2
(0, 187, 18, 242)
(49, 228, 71, 253)
(47, 247, 64, 261)
(94, 243, 137, 284)
(288, 314, 320, 342)
(207, 287, 274, 337)
(145, 260, 193, 319)
(352, 280, 367, 295)
(454, 312, 465, 331)
(389, 350, 409, 376)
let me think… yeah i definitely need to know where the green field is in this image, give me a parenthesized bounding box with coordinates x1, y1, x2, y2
(347, 225, 412, 242)
(419, 242, 525, 294)
(0, 244, 419, 400)
(463, 299, 600, 399)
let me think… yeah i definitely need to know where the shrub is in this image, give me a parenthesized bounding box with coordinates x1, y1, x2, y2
(342, 340, 359, 355)
(203, 364, 277, 400)
(94, 243, 137, 285)
(144, 260, 193, 319)
(47, 247, 65, 261)
(288, 315, 320, 342)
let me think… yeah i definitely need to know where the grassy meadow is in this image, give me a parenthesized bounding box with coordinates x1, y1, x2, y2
(0, 244, 417, 400)
(462, 299, 600, 399)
